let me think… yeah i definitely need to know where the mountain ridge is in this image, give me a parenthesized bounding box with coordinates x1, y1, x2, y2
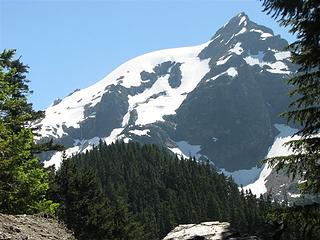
(36, 12, 297, 196)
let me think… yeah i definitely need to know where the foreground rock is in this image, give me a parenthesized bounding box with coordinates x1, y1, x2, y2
(0, 213, 75, 240)
(163, 221, 260, 240)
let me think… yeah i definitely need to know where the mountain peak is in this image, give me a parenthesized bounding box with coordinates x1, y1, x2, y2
(210, 12, 274, 42)
(237, 11, 249, 18)
(210, 12, 249, 40)
(235, 11, 249, 24)
(224, 12, 250, 28)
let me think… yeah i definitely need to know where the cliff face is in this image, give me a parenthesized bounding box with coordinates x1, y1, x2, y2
(0, 214, 75, 240)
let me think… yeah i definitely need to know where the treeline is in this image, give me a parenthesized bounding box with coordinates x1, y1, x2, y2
(49, 140, 274, 239)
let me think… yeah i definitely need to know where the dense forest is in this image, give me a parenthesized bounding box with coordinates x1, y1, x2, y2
(49, 140, 274, 239)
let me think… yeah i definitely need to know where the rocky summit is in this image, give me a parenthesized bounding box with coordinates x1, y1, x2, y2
(36, 12, 297, 199)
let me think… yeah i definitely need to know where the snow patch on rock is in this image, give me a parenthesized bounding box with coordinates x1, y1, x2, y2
(235, 27, 247, 37)
(226, 67, 238, 77)
(249, 29, 273, 39)
(239, 16, 247, 26)
(221, 166, 263, 186)
(244, 124, 299, 196)
(207, 67, 238, 82)
(228, 42, 243, 55)
(216, 55, 232, 66)
(244, 52, 290, 74)
(129, 129, 150, 137)
(168, 147, 189, 159)
(274, 51, 291, 61)
(175, 141, 202, 159)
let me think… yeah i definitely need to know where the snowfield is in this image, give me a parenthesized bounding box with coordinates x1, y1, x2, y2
(39, 40, 211, 136)
(40, 40, 212, 168)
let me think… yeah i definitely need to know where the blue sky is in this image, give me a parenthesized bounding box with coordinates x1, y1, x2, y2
(0, 0, 294, 110)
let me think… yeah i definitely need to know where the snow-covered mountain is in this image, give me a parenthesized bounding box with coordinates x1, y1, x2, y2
(36, 12, 298, 197)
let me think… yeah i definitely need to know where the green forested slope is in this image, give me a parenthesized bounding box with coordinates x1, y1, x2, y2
(51, 141, 272, 239)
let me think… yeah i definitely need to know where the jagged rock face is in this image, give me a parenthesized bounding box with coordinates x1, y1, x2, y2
(0, 214, 75, 240)
(172, 13, 293, 170)
(36, 12, 296, 176)
(162, 221, 260, 240)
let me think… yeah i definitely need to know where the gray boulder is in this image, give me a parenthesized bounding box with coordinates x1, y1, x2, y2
(163, 221, 260, 240)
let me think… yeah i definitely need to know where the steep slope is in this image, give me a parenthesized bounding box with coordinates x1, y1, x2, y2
(36, 13, 296, 180)
(170, 13, 295, 170)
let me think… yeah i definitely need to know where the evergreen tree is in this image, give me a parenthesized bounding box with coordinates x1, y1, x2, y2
(111, 195, 147, 240)
(0, 49, 59, 214)
(261, 0, 320, 194)
(260, 1, 320, 238)
(52, 155, 113, 240)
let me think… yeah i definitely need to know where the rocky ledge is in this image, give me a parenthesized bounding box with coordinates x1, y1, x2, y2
(0, 213, 75, 240)
(163, 221, 260, 240)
